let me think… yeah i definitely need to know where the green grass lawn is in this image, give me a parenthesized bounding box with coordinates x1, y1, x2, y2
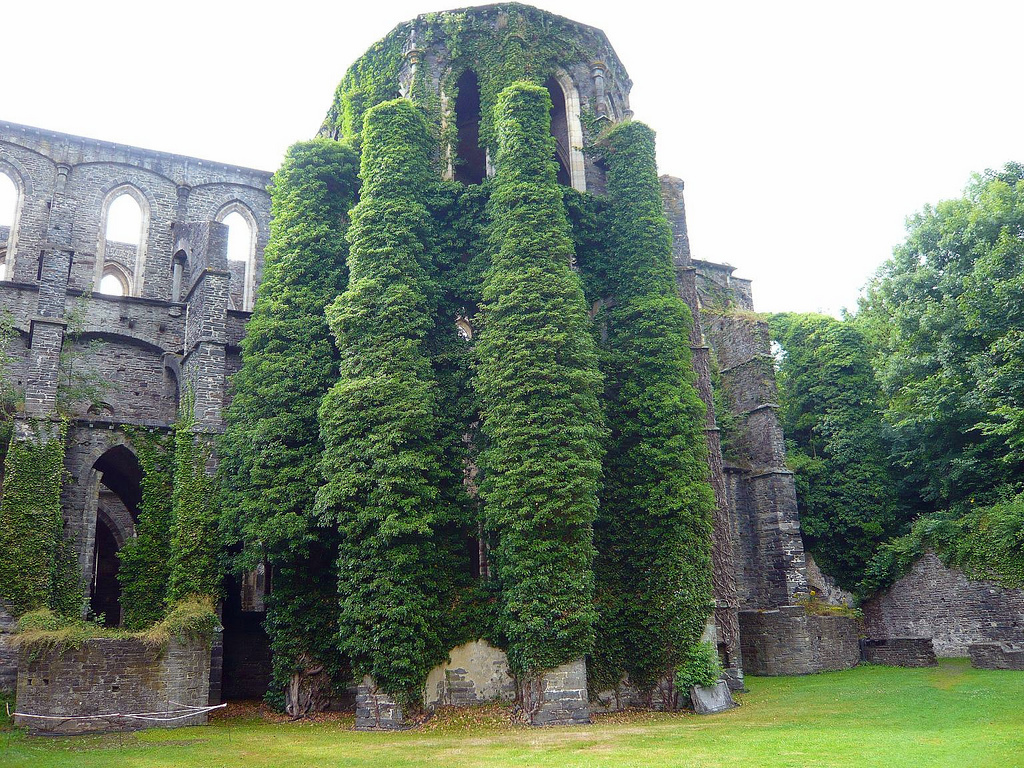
(3, 660, 1022, 768)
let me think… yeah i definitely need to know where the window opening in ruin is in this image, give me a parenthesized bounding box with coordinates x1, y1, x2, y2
(89, 445, 143, 627)
(223, 211, 253, 262)
(0, 172, 16, 281)
(105, 193, 144, 244)
(454, 70, 486, 185)
(545, 76, 572, 187)
(99, 271, 127, 297)
(220, 209, 256, 311)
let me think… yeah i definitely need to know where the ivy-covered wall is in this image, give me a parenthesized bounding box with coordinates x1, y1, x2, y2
(117, 428, 173, 630)
(315, 99, 467, 709)
(319, 4, 633, 192)
(0, 420, 79, 617)
(219, 138, 360, 710)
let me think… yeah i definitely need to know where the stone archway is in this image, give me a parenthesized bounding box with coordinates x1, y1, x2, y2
(87, 444, 142, 626)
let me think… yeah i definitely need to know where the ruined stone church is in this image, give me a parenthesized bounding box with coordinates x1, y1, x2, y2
(0, 4, 872, 730)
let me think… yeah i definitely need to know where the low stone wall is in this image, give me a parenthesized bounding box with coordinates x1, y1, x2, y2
(739, 605, 860, 675)
(0, 602, 16, 692)
(969, 642, 1024, 670)
(861, 638, 936, 667)
(15, 637, 212, 734)
(861, 552, 1024, 656)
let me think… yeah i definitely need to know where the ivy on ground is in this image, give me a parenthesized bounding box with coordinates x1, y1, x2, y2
(590, 121, 715, 694)
(315, 100, 459, 709)
(475, 82, 604, 678)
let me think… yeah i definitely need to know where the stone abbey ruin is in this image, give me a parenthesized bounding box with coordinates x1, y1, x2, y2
(1, 3, 1021, 734)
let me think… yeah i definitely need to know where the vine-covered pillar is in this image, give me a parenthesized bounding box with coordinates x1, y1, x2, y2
(477, 82, 604, 726)
(592, 122, 716, 707)
(0, 164, 79, 619)
(316, 99, 453, 729)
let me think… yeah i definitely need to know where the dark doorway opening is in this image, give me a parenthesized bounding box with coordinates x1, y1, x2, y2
(89, 444, 142, 626)
(91, 516, 121, 624)
(220, 573, 272, 701)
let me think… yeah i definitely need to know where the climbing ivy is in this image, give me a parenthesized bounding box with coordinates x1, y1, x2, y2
(862, 491, 1024, 595)
(475, 82, 604, 678)
(0, 419, 78, 616)
(117, 428, 173, 629)
(321, 6, 612, 168)
(315, 100, 461, 709)
(590, 121, 715, 694)
(219, 139, 360, 705)
(167, 396, 220, 602)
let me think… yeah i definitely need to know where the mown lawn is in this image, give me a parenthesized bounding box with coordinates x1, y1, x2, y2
(2, 660, 1022, 768)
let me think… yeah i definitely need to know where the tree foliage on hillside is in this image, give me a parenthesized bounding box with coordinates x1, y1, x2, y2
(857, 163, 1024, 513)
(591, 120, 714, 693)
(770, 313, 903, 591)
(475, 82, 604, 678)
(854, 162, 1024, 592)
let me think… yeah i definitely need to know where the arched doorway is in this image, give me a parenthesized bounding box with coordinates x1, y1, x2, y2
(88, 445, 142, 625)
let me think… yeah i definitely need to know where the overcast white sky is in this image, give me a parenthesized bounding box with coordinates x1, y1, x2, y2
(2, 0, 1021, 315)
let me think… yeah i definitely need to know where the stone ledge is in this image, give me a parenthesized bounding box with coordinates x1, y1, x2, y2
(861, 637, 936, 667)
(969, 642, 1024, 670)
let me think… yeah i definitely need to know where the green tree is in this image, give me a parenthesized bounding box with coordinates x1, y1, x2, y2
(770, 313, 903, 591)
(591, 121, 715, 695)
(856, 163, 1024, 512)
(475, 82, 604, 678)
(219, 139, 359, 710)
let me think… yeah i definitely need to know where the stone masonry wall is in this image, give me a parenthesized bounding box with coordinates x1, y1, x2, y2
(861, 552, 1024, 656)
(704, 310, 809, 610)
(861, 638, 936, 667)
(424, 640, 515, 709)
(661, 175, 743, 683)
(739, 606, 860, 675)
(15, 637, 212, 734)
(968, 643, 1024, 670)
(0, 601, 16, 692)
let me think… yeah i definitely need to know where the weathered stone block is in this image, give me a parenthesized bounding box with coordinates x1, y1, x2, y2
(862, 637, 936, 667)
(517, 658, 590, 726)
(739, 606, 860, 675)
(969, 642, 1024, 670)
(690, 680, 736, 714)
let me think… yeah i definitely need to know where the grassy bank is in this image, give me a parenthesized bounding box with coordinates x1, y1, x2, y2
(3, 660, 1022, 767)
